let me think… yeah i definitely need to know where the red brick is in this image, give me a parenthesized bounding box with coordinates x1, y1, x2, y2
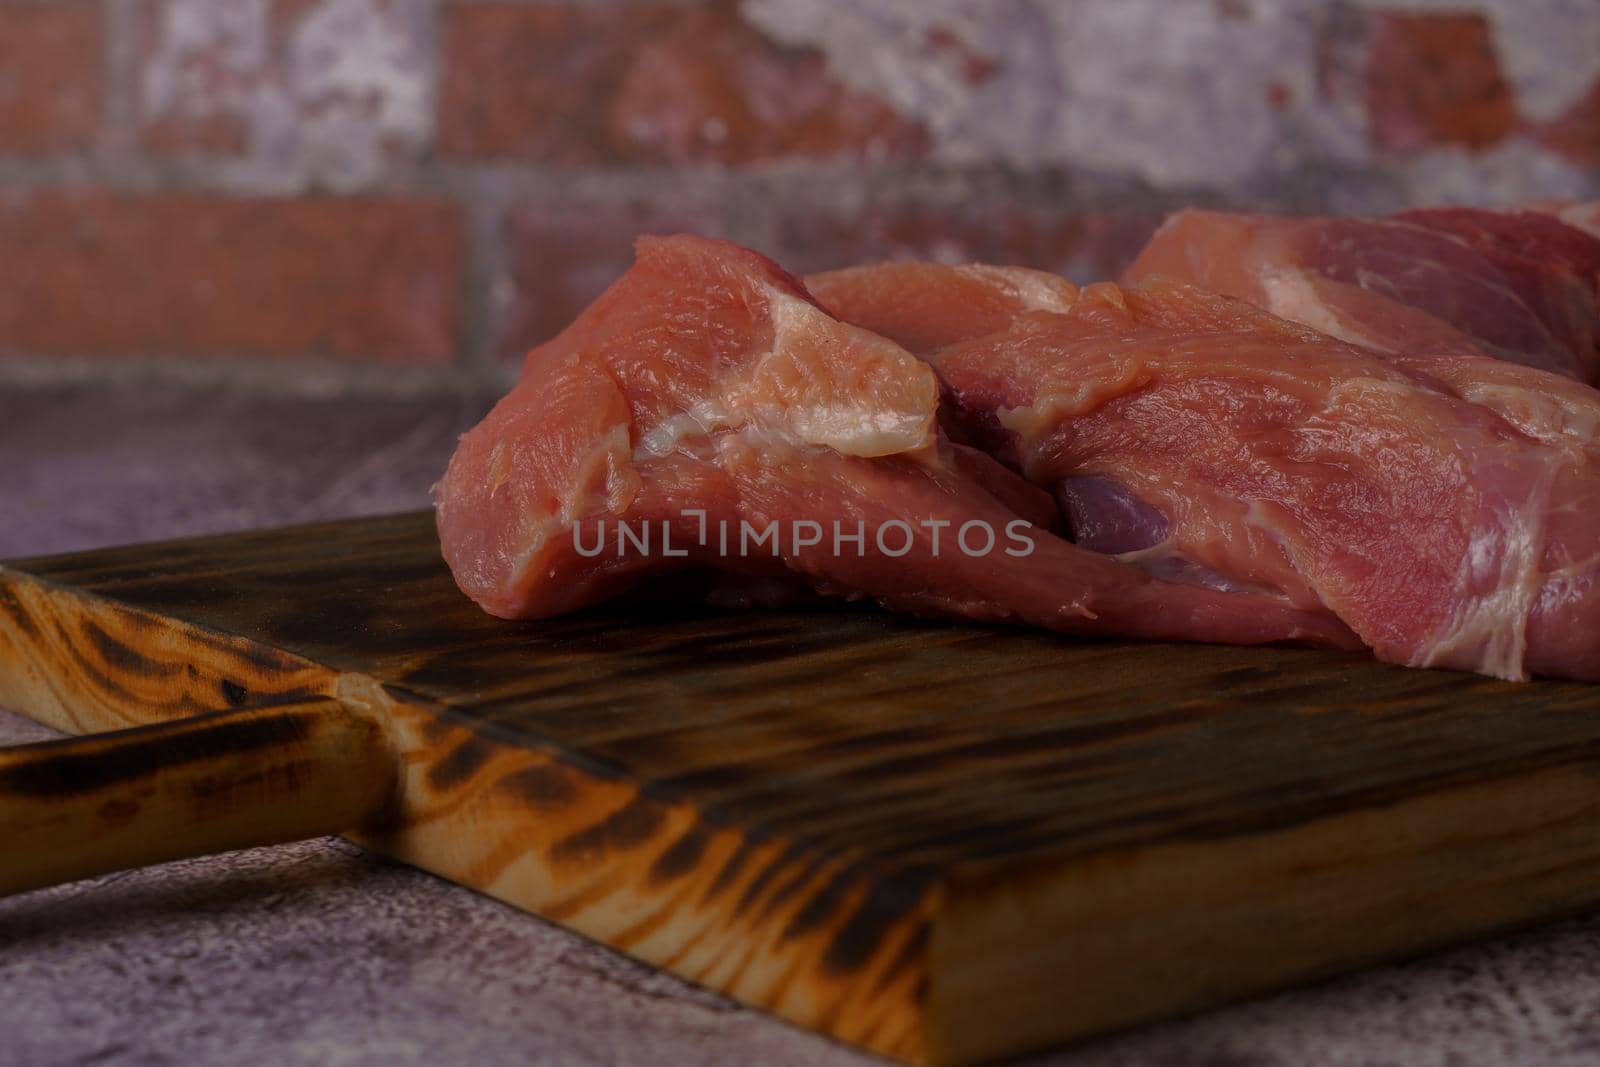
(1535, 76, 1600, 166)
(771, 204, 1162, 285)
(494, 200, 1159, 366)
(0, 193, 463, 363)
(501, 200, 1162, 364)
(440, 3, 927, 166)
(141, 112, 252, 156)
(1364, 12, 1517, 153)
(135, 0, 258, 157)
(135, 0, 430, 169)
(499, 198, 735, 361)
(0, 3, 103, 154)
(924, 26, 999, 88)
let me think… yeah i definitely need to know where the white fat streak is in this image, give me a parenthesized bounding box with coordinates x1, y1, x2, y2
(1298, 372, 1546, 679)
(506, 423, 636, 587)
(996, 354, 1152, 460)
(635, 400, 731, 459)
(1259, 268, 1381, 350)
(1415, 458, 1555, 681)
(960, 265, 1078, 314)
(638, 287, 934, 462)
(1453, 380, 1600, 455)
(502, 280, 936, 594)
(768, 294, 935, 457)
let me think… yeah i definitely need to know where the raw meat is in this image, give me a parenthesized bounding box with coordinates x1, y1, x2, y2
(807, 262, 1600, 681)
(1531, 200, 1600, 240)
(1122, 207, 1600, 383)
(805, 261, 1077, 355)
(437, 235, 1352, 650)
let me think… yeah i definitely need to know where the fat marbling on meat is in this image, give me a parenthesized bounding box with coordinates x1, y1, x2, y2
(808, 261, 1600, 682)
(1123, 207, 1600, 384)
(436, 235, 1353, 651)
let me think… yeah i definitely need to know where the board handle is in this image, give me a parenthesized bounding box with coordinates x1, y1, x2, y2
(0, 698, 396, 897)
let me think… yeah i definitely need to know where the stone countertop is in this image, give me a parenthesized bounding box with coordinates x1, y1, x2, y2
(4, 383, 1600, 1067)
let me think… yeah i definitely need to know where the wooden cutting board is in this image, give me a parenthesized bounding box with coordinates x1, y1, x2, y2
(3, 511, 1600, 1065)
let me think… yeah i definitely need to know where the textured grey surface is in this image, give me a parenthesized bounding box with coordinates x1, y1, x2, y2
(5, 383, 1600, 1067)
(745, 0, 1600, 203)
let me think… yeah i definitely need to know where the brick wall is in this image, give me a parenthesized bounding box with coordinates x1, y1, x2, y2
(2, 0, 1596, 389)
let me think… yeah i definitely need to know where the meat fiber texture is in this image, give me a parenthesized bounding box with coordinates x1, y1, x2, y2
(1122, 205, 1600, 385)
(436, 236, 1351, 652)
(806, 260, 1600, 682)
